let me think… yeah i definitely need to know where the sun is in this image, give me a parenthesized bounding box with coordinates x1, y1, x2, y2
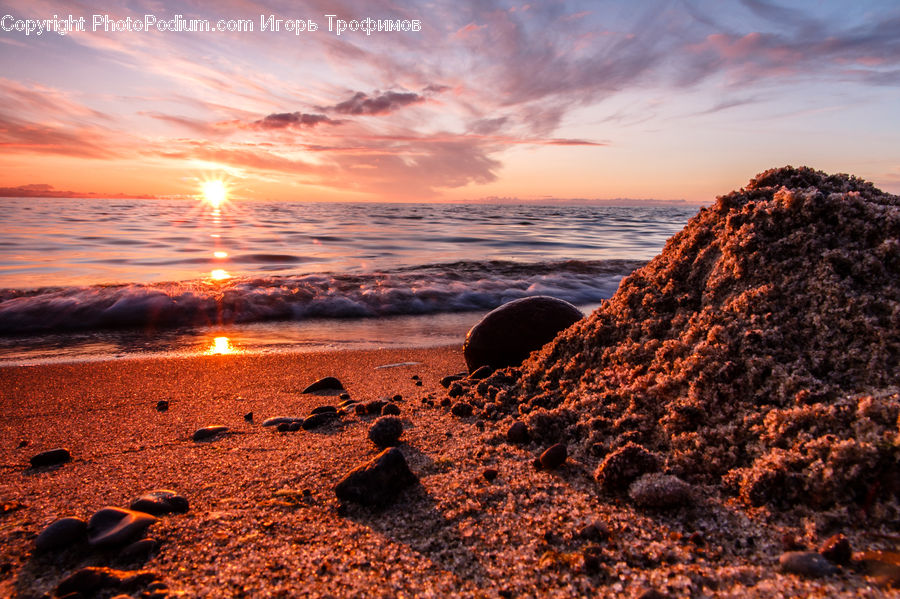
(201, 180, 227, 208)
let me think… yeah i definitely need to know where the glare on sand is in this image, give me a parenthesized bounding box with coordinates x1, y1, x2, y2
(206, 336, 238, 355)
(201, 180, 227, 208)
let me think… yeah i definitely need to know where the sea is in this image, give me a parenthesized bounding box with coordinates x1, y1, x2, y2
(0, 198, 697, 366)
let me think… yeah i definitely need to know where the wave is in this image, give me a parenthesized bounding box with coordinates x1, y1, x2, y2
(0, 259, 642, 335)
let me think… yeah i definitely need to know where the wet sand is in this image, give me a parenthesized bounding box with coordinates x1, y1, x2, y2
(0, 347, 896, 598)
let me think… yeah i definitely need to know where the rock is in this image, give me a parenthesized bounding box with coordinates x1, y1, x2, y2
(338, 399, 357, 408)
(440, 374, 465, 388)
(779, 551, 838, 578)
(506, 421, 530, 444)
(155, 400, 168, 412)
(628, 473, 693, 508)
(381, 403, 401, 416)
(636, 590, 669, 599)
(447, 382, 465, 398)
(120, 538, 158, 561)
(192, 425, 228, 441)
(818, 533, 852, 565)
(34, 517, 87, 552)
(262, 416, 297, 427)
(463, 296, 584, 372)
(577, 521, 609, 542)
(302, 377, 344, 393)
(334, 447, 418, 507)
(468, 365, 493, 380)
(29, 448, 71, 468)
(277, 422, 291, 432)
(451, 402, 474, 417)
(539, 444, 568, 469)
(368, 417, 403, 448)
(311, 405, 337, 415)
(244, 411, 253, 422)
(483, 468, 499, 482)
(55, 567, 160, 597)
(302, 412, 338, 430)
(87, 507, 158, 548)
(289, 421, 302, 432)
(129, 490, 189, 515)
(594, 442, 659, 491)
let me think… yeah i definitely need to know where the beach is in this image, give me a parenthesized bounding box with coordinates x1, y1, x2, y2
(1, 345, 896, 598)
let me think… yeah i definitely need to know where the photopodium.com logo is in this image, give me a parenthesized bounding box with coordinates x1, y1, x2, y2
(0, 13, 422, 36)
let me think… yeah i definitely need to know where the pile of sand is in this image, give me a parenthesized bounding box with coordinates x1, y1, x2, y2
(477, 166, 900, 513)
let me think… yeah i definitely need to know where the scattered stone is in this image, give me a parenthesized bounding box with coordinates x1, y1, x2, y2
(55, 567, 160, 597)
(779, 551, 838, 578)
(34, 517, 87, 552)
(468, 365, 493, 380)
(29, 448, 71, 468)
(818, 533, 852, 565)
(87, 507, 157, 548)
(302, 412, 338, 430)
(120, 538, 158, 561)
(155, 400, 168, 412)
(340, 392, 351, 400)
(483, 468, 499, 482)
(411, 375, 420, 380)
(451, 402, 474, 417)
(448, 382, 465, 398)
(289, 421, 302, 432)
(192, 425, 228, 441)
(334, 447, 418, 507)
(368, 416, 403, 448)
(381, 403, 401, 416)
(311, 405, 337, 415)
(277, 422, 291, 432)
(302, 377, 344, 393)
(506, 421, 530, 444)
(338, 399, 358, 408)
(463, 296, 583, 372)
(362, 399, 387, 415)
(539, 443, 567, 470)
(440, 397, 452, 407)
(392, 394, 403, 402)
(594, 443, 659, 491)
(243, 411, 253, 422)
(262, 416, 297, 427)
(129, 490, 188, 515)
(628, 473, 693, 508)
(440, 374, 465, 388)
(17, 439, 28, 448)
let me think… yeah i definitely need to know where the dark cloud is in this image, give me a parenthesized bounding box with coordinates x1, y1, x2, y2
(330, 91, 425, 116)
(254, 112, 336, 129)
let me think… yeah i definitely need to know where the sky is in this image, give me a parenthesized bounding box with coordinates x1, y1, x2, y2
(0, 0, 899, 203)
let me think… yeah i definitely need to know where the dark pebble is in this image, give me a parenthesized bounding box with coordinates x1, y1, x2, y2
(506, 421, 530, 444)
(302, 377, 344, 393)
(448, 382, 465, 398)
(483, 468, 498, 482)
(56, 567, 159, 597)
(539, 443, 567, 469)
(363, 400, 387, 415)
(302, 412, 338, 430)
(415, 380, 423, 386)
(120, 538, 158, 561)
(17, 439, 28, 448)
(29, 448, 71, 468)
(34, 517, 87, 552)
(339, 392, 351, 400)
(392, 394, 403, 402)
(593, 442, 659, 491)
(636, 590, 669, 599)
(468, 365, 493, 380)
(779, 551, 838, 578)
(277, 422, 291, 432)
(440, 374, 464, 388)
(334, 447, 418, 507)
(262, 416, 297, 427)
(243, 411, 253, 422)
(338, 399, 358, 408)
(381, 403, 401, 416)
(155, 400, 168, 412)
(440, 397, 452, 407)
(129, 490, 189, 515)
(289, 421, 302, 432)
(368, 416, 403, 448)
(450, 402, 474, 417)
(819, 533, 852, 565)
(411, 375, 420, 380)
(311, 405, 338, 415)
(87, 507, 157, 548)
(354, 404, 368, 415)
(192, 426, 228, 441)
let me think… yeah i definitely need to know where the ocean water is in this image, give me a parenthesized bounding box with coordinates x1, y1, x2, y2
(0, 198, 697, 365)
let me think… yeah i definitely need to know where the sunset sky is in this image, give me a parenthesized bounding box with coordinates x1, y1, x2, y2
(1, 0, 899, 203)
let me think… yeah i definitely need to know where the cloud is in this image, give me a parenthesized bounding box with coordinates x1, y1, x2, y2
(0, 183, 154, 199)
(330, 91, 425, 116)
(253, 112, 337, 129)
(0, 114, 120, 159)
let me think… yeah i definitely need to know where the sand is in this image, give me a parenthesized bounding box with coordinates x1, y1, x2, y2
(1, 346, 897, 598)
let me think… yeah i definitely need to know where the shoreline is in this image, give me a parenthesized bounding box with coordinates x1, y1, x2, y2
(1, 346, 896, 597)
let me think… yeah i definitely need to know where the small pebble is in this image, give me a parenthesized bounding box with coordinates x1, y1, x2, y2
(440, 397, 452, 407)
(192, 426, 228, 441)
(468, 365, 493, 379)
(779, 551, 838, 578)
(368, 416, 403, 448)
(87, 507, 158, 548)
(35, 517, 87, 552)
(334, 447, 418, 507)
(262, 416, 297, 427)
(450, 402, 474, 417)
(289, 421, 302, 432)
(302, 376, 344, 393)
(17, 439, 28, 448)
(339, 392, 351, 400)
(129, 490, 189, 515)
(29, 448, 71, 468)
(506, 421, 530, 444)
(440, 374, 464, 388)
(155, 400, 168, 412)
(818, 533, 852, 565)
(539, 443, 567, 469)
(381, 403, 401, 416)
(415, 380, 423, 386)
(411, 375, 420, 380)
(448, 382, 465, 398)
(243, 412, 253, 422)
(628, 473, 693, 508)
(392, 394, 403, 402)
(277, 422, 291, 432)
(302, 412, 338, 430)
(482, 468, 498, 482)
(119, 538, 158, 561)
(311, 405, 337, 415)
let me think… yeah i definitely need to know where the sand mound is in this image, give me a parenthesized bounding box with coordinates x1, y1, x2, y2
(479, 166, 900, 512)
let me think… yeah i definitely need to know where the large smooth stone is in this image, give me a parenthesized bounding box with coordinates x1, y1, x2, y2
(29, 448, 71, 468)
(463, 296, 583, 372)
(334, 447, 418, 507)
(302, 377, 344, 393)
(34, 517, 87, 551)
(87, 507, 157, 547)
(129, 490, 189, 515)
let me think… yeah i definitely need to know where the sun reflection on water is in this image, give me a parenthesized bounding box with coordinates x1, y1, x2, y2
(210, 269, 230, 281)
(206, 336, 239, 355)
